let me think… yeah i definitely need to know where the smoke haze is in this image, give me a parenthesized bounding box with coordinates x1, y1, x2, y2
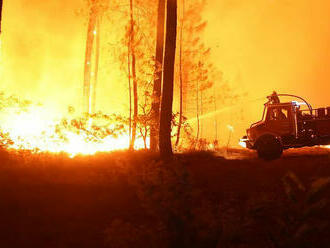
(1, 0, 329, 143)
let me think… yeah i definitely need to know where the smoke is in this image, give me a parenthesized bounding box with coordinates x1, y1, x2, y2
(0, 0, 86, 115)
(205, 0, 330, 106)
(201, 0, 330, 143)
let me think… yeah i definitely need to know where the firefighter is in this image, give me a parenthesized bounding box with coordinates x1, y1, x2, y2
(272, 108, 287, 120)
(269, 91, 280, 104)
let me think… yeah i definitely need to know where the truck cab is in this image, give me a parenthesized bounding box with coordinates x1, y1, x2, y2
(265, 103, 296, 136)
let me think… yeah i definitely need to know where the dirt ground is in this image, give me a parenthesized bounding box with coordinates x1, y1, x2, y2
(0, 147, 329, 248)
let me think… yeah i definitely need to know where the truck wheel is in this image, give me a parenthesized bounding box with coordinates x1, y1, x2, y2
(256, 135, 283, 160)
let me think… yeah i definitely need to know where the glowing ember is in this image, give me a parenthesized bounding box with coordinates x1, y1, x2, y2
(0, 103, 147, 157)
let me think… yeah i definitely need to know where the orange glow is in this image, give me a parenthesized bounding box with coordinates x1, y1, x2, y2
(0, 0, 329, 152)
(0, 104, 147, 157)
(0, 0, 151, 156)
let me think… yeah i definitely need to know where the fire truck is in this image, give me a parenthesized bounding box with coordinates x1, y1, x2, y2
(240, 92, 330, 160)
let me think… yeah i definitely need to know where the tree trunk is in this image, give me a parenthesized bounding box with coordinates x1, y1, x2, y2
(195, 76, 200, 148)
(213, 82, 218, 141)
(127, 36, 132, 147)
(143, 132, 147, 149)
(200, 87, 203, 138)
(175, 0, 184, 148)
(129, 0, 138, 150)
(91, 18, 100, 114)
(150, 0, 166, 151)
(131, 52, 138, 149)
(0, 0, 3, 34)
(159, 0, 177, 158)
(83, 5, 97, 114)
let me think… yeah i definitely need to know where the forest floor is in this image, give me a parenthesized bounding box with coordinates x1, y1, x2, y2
(0, 147, 329, 248)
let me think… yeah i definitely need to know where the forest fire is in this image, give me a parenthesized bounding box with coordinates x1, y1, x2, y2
(1, 1, 330, 248)
(0, 103, 147, 157)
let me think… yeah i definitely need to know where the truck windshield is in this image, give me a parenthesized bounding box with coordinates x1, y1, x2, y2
(250, 106, 267, 128)
(261, 106, 266, 121)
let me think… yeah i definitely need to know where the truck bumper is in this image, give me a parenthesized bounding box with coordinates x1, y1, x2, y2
(239, 137, 254, 149)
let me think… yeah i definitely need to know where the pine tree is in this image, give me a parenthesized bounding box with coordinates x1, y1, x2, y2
(0, 0, 3, 34)
(113, 0, 157, 149)
(83, 1, 98, 114)
(129, 0, 138, 150)
(83, 0, 108, 114)
(175, 0, 185, 147)
(175, 0, 222, 147)
(150, 0, 166, 151)
(159, 0, 178, 158)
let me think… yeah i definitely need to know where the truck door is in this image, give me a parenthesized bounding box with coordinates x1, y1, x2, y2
(266, 106, 294, 136)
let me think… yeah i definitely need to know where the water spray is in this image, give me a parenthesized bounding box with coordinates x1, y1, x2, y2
(186, 96, 265, 123)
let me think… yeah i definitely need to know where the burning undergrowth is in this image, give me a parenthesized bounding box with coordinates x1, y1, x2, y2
(0, 93, 147, 157)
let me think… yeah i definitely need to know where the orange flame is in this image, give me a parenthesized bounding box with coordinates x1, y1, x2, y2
(0, 104, 147, 158)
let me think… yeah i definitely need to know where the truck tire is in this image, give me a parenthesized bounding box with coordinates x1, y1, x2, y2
(256, 135, 283, 160)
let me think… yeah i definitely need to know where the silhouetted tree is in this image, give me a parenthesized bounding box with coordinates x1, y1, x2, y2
(83, 1, 97, 114)
(176, 0, 231, 147)
(129, 0, 138, 150)
(91, 18, 100, 114)
(173, 0, 211, 147)
(197, 52, 213, 139)
(213, 74, 218, 141)
(0, 0, 3, 34)
(159, 0, 177, 158)
(114, 0, 157, 149)
(138, 91, 152, 149)
(83, 0, 106, 114)
(180, 0, 207, 116)
(127, 38, 132, 146)
(175, 0, 185, 147)
(150, 0, 166, 151)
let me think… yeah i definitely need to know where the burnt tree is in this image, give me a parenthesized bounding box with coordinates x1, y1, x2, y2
(150, 0, 166, 151)
(175, 0, 185, 147)
(0, 0, 3, 34)
(91, 18, 100, 114)
(159, 0, 177, 158)
(129, 0, 138, 150)
(83, 1, 100, 114)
